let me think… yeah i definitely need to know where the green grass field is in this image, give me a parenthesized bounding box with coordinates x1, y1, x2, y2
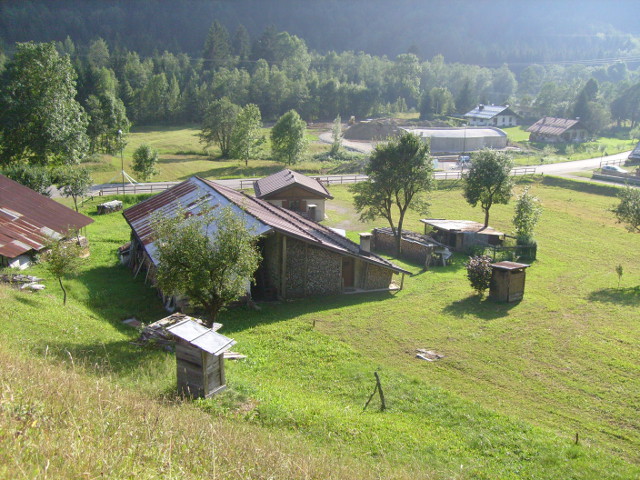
(85, 125, 341, 184)
(82, 125, 635, 184)
(2, 176, 639, 478)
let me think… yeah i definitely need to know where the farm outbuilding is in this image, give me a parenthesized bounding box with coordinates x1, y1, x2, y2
(254, 169, 332, 222)
(489, 261, 530, 303)
(526, 117, 589, 143)
(371, 227, 452, 268)
(165, 315, 236, 398)
(402, 127, 507, 154)
(0, 174, 93, 269)
(122, 177, 408, 306)
(463, 105, 519, 127)
(421, 219, 504, 252)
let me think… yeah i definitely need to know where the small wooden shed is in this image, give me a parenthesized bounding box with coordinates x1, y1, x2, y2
(166, 317, 236, 398)
(489, 261, 530, 303)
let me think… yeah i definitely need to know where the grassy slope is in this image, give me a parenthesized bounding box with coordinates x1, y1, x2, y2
(1, 179, 639, 478)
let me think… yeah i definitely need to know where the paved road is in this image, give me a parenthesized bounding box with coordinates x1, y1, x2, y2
(79, 149, 633, 198)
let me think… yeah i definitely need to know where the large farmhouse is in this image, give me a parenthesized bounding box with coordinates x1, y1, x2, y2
(464, 105, 518, 127)
(123, 177, 407, 302)
(253, 169, 332, 222)
(526, 117, 589, 143)
(0, 174, 94, 269)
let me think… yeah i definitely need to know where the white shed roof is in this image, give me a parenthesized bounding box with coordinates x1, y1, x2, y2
(166, 318, 236, 355)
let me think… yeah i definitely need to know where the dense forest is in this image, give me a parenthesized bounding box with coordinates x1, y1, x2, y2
(1, 0, 640, 161)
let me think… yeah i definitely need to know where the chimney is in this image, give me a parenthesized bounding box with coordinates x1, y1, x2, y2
(478, 104, 484, 111)
(359, 232, 372, 255)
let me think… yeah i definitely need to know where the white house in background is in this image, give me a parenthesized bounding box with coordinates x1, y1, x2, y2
(464, 105, 519, 127)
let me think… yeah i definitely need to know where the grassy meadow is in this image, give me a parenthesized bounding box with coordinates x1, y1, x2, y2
(85, 125, 342, 184)
(1, 176, 639, 478)
(82, 124, 634, 185)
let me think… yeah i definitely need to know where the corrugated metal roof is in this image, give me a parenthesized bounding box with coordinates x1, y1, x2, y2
(491, 261, 530, 271)
(421, 219, 504, 236)
(166, 318, 236, 355)
(403, 127, 506, 139)
(526, 117, 581, 136)
(0, 174, 94, 258)
(123, 176, 407, 274)
(464, 105, 513, 120)
(254, 169, 332, 199)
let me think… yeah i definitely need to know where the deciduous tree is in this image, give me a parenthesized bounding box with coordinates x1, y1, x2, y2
(132, 144, 159, 181)
(41, 234, 84, 306)
(2, 164, 53, 196)
(152, 206, 261, 326)
(512, 187, 543, 243)
(200, 97, 240, 157)
(612, 186, 640, 233)
(463, 149, 514, 227)
(230, 104, 264, 166)
(351, 132, 434, 255)
(56, 167, 92, 212)
(0, 42, 89, 166)
(271, 109, 307, 165)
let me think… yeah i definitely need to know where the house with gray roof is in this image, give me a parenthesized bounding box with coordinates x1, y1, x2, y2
(123, 176, 407, 303)
(526, 117, 588, 143)
(254, 169, 332, 222)
(464, 105, 518, 127)
(628, 140, 640, 162)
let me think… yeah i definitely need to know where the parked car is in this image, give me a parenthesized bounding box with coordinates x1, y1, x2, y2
(601, 165, 627, 174)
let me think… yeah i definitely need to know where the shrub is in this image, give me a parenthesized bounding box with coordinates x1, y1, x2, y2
(465, 255, 493, 296)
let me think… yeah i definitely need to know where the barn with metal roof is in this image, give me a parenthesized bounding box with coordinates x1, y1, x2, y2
(0, 174, 93, 269)
(123, 176, 407, 302)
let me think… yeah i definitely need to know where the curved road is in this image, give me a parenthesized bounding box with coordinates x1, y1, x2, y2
(82, 148, 633, 197)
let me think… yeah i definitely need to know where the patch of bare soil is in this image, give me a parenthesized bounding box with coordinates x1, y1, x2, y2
(343, 118, 403, 141)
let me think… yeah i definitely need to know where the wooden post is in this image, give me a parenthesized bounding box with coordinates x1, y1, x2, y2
(363, 371, 386, 412)
(399, 273, 405, 290)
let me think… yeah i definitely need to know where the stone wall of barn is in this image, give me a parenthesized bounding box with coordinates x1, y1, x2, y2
(363, 262, 394, 290)
(261, 233, 281, 291)
(285, 237, 342, 297)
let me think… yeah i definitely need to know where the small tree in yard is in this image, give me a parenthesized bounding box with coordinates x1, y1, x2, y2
(152, 205, 261, 327)
(230, 104, 264, 166)
(56, 167, 92, 212)
(463, 149, 514, 228)
(330, 114, 342, 156)
(271, 109, 307, 165)
(612, 186, 640, 233)
(513, 187, 543, 244)
(351, 132, 434, 255)
(465, 255, 493, 297)
(2, 163, 53, 196)
(132, 144, 159, 181)
(41, 235, 84, 306)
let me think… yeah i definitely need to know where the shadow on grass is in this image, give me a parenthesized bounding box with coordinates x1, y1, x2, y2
(37, 338, 169, 376)
(587, 286, 640, 306)
(541, 175, 622, 197)
(443, 294, 520, 320)
(178, 164, 284, 180)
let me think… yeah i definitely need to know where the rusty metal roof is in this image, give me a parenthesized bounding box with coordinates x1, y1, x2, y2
(420, 219, 504, 236)
(123, 176, 406, 274)
(526, 117, 582, 136)
(0, 174, 94, 258)
(254, 169, 332, 199)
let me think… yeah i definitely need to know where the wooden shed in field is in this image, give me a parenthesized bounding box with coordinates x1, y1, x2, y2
(166, 316, 236, 398)
(489, 261, 530, 303)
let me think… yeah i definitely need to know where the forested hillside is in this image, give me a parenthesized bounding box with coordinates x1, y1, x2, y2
(1, 0, 639, 164)
(2, 0, 639, 65)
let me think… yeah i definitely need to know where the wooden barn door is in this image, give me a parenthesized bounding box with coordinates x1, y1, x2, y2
(342, 257, 355, 289)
